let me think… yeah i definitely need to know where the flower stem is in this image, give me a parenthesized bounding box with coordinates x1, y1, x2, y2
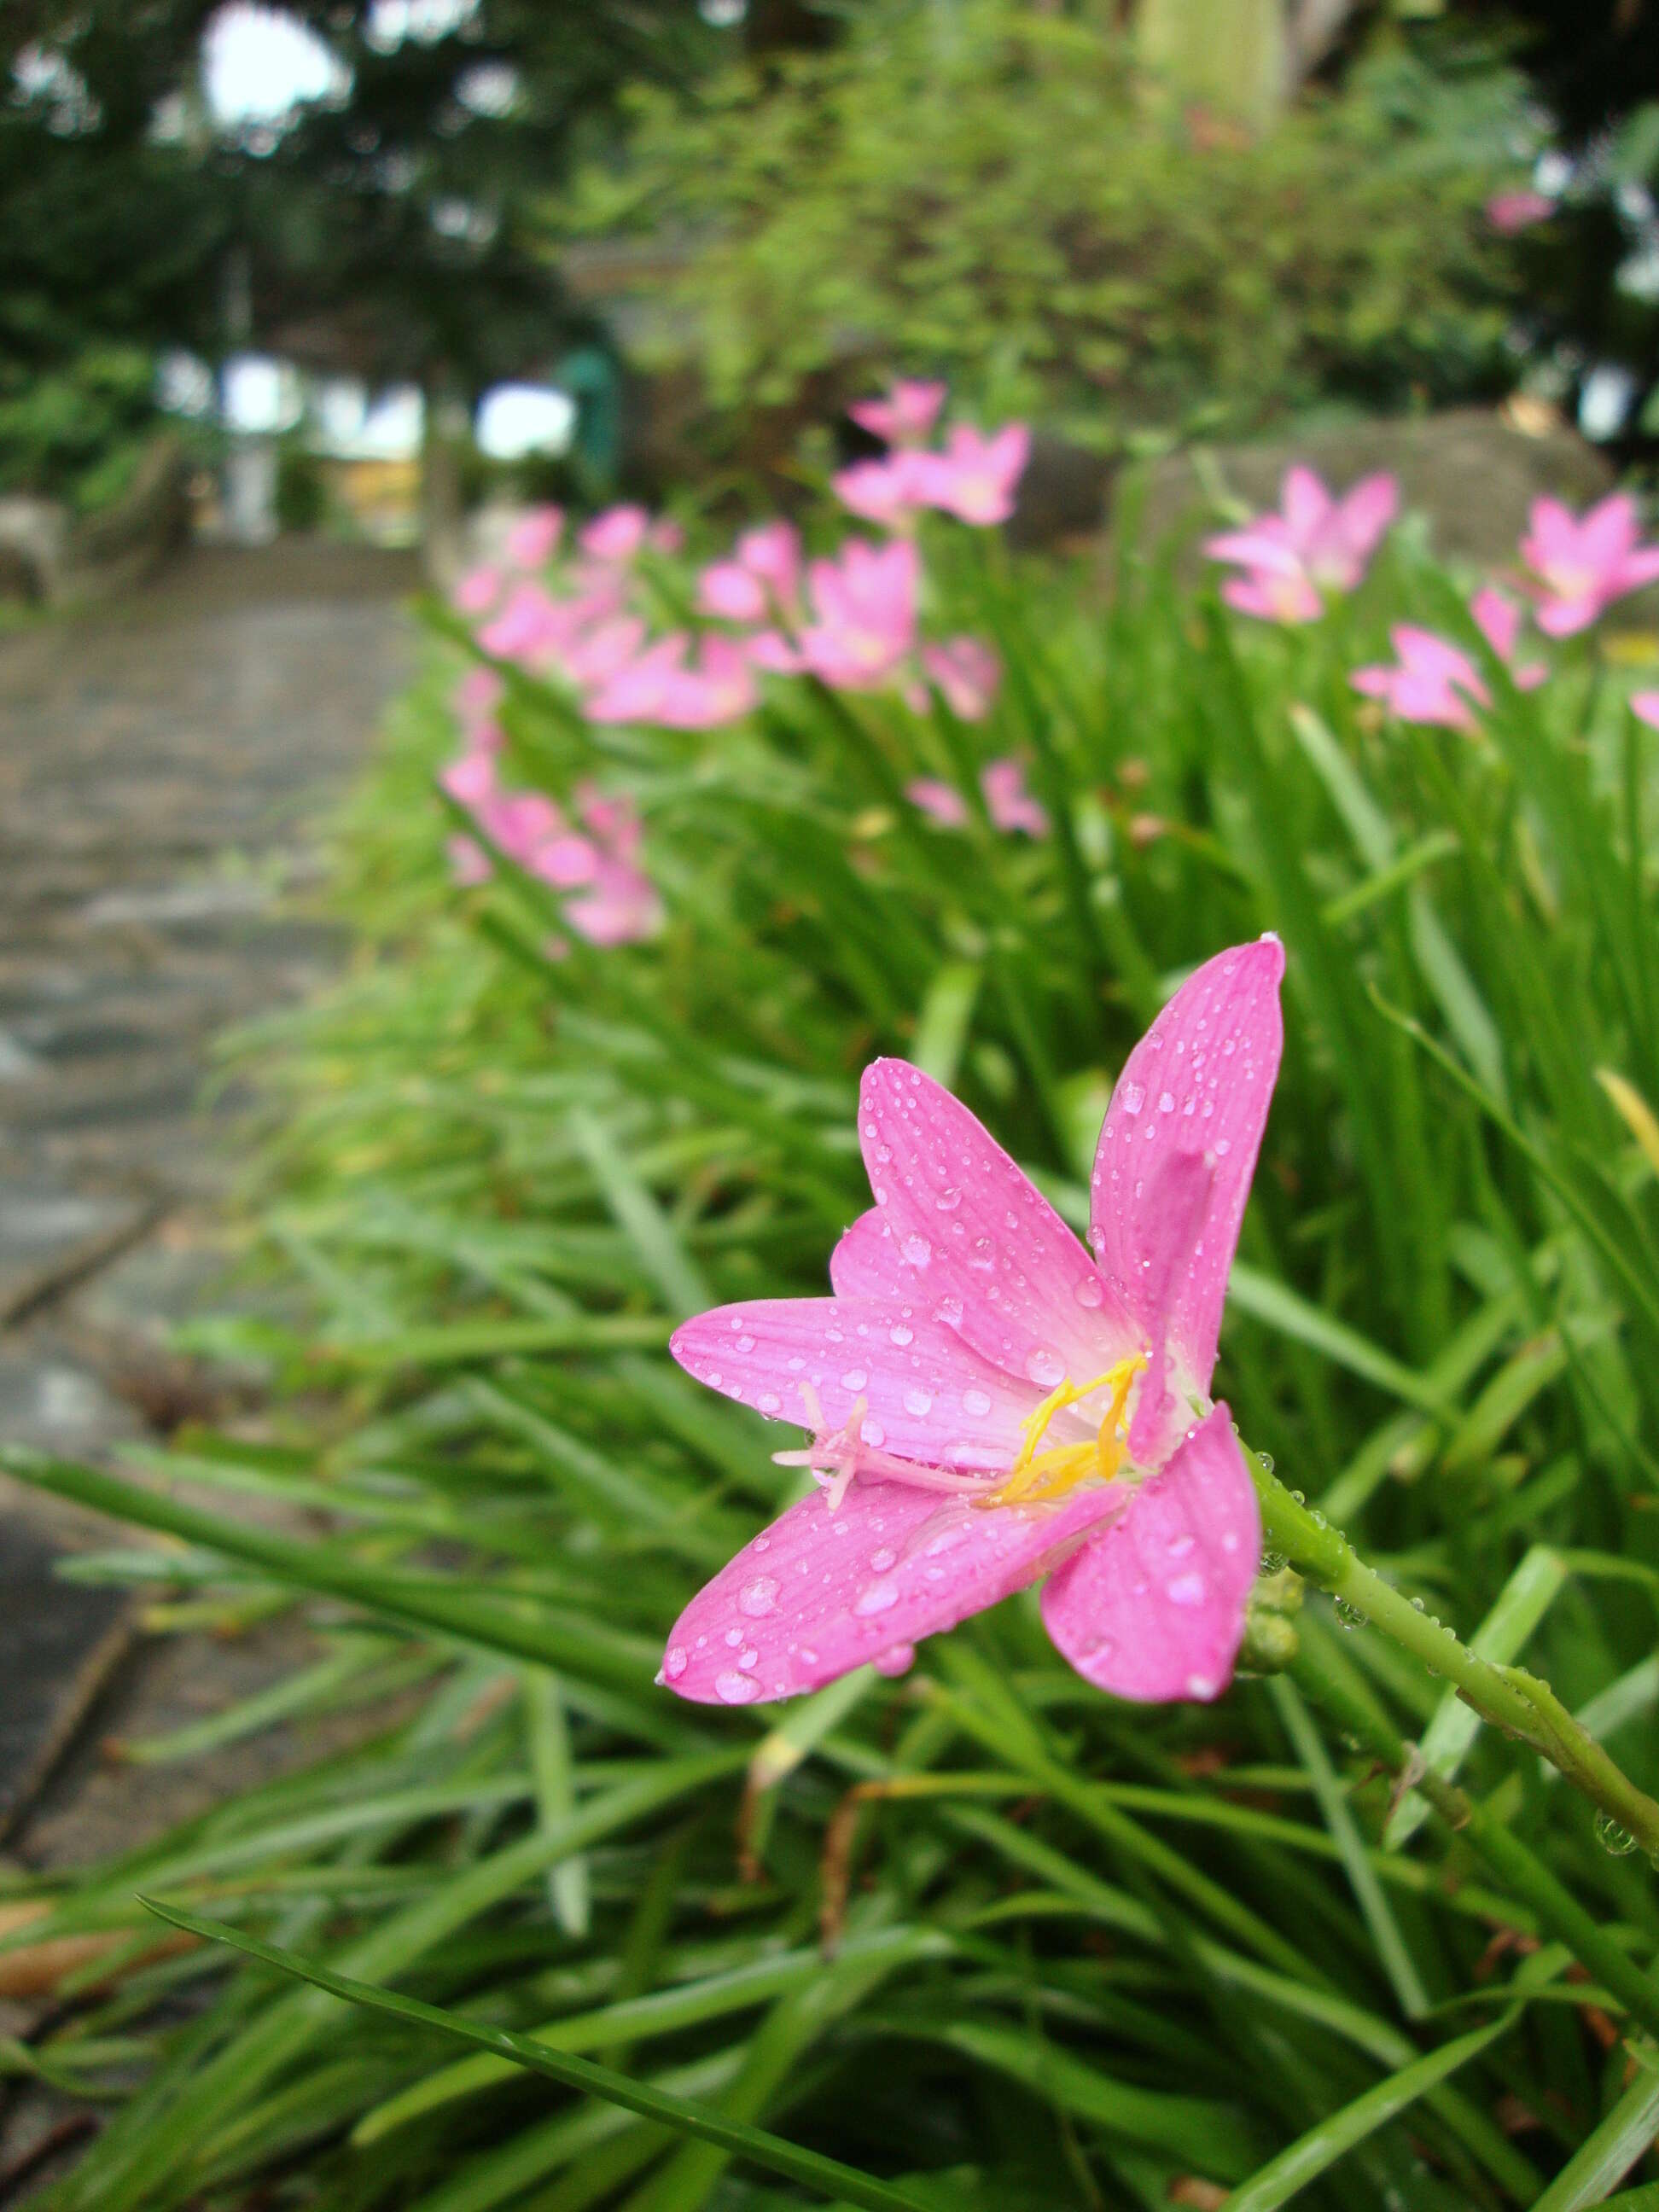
(1249, 1454, 1659, 1862)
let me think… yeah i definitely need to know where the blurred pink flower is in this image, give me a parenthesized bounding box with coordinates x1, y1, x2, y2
(585, 633, 757, 730)
(452, 565, 502, 615)
(1353, 590, 1546, 730)
(660, 938, 1284, 1708)
(833, 451, 930, 527)
(698, 560, 771, 624)
(504, 505, 563, 568)
(441, 748, 499, 808)
(579, 504, 652, 563)
(921, 636, 1001, 721)
(736, 521, 802, 605)
(800, 538, 920, 690)
(1632, 692, 1659, 729)
(906, 777, 970, 828)
(1487, 190, 1553, 234)
(1519, 494, 1659, 637)
(1206, 465, 1398, 623)
(585, 634, 692, 723)
(560, 785, 663, 946)
(981, 757, 1049, 836)
(914, 423, 1032, 527)
(849, 379, 948, 446)
(453, 667, 504, 725)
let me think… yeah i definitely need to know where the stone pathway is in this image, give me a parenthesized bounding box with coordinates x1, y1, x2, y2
(0, 540, 416, 1838)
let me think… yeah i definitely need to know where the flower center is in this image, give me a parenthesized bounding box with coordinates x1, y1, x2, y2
(980, 1354, 1145, 1509)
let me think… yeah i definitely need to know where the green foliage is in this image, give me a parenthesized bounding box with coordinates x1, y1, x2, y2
(574, 4, 1528, 439)
(0, 345, 156, 509)
(10, 487, 1659, 2209)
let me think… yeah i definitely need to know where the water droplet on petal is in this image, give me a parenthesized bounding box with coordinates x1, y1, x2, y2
(1185, 1673, 1217, 1700)
(904, 1386, 933, 1416)
(962, 1387, 992, 1417)
(890, 1322, 914, 1346)
(855, 1580, 900, 1616)
(841, 1367, 868, 1391)
(1158, 1091, 1175, 1114)
(757, 1392, 781, 1415)
(869, 1546, 896, 1572)
(860, 1417, 887, 1447)
(1167, 1571, 1207, 1607)
(739, 1576, 779, 1618)
(901, 1233, 933, 1268)
(875, 1643, 915, 1678)
(1026, 1348, 1065, 1388)
(735, 1334, 755, 1353)
(716, 1670, 760, 1704)
(663, 1645, 688, 1679)
(1120, 1081, 1145, 1116)
(725, 1627, 744, 1647)
(1074, 1276, 1104, 1308)
(936, 1186, 962, 1213)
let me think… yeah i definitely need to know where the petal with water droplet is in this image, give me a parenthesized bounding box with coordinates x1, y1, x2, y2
(1040, 1404, 1260, 1703)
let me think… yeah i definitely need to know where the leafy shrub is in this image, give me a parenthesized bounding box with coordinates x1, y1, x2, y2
(572, 3, 1529, 443)
(0, 344, 158, 511)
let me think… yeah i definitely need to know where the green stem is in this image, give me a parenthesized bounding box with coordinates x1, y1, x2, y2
(1250, 1456, 1659, 1861)
(1286, 1633, 1659, 2046)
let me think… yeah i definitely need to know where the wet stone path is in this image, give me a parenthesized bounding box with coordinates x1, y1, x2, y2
(0, 543, 416, 1872)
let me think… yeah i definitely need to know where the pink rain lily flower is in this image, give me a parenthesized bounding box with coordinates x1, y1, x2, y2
(1632, 693, 1659, 730)
(505, 505, 563, 568)
(849, 379, 948, 446)
(579, 504, 652, 563)
(661, 938, 1284, 1708)
(921, 636, 1001, 721)
(913, 423, 1032, 527)
(558, 786, 664, 946)
(736, 521, 802, 606)
(906, 754, 1048, 835)
(799, 538, 920, 690)
(981, 757, 1049, 836)
(1205, 466, 1398, 624)
(833, 451, 931, 528)
(698, 561, 771, 624)
(452, 565, 503, 616)
(1352, 592, 1545, 731)
(1519, 494, 1659, 637)
(1487, 189, 1553, 234)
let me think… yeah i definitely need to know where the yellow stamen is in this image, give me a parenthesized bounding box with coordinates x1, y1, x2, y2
(978, 1355, 1146, 1508)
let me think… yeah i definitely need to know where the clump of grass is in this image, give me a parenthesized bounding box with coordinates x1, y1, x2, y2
(7, 477, 1659, 2212)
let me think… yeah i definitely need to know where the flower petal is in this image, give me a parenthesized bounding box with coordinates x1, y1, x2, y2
(661, 1476, 1126, 1704)
(1039, 1405, 1260, 1703)
(830, 1208, 906, 1298)
(1089, 938, 1284, 1395)
(670, 1297, 1047, 1469)
(859, 1059, 1138, 1389)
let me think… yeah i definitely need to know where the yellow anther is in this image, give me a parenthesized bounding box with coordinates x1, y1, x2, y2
(979, 1354, 1146, 1509)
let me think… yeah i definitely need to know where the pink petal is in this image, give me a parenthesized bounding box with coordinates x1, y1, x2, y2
(1470, 585, 1520, 663)
(859, 1060, 1138, 1389)
(1633, 692, 1659, 730)
(661, 1474, 1126, 1704)
(830, 1208, 909, 1298)
(670, 1297, 1050, 1470)
(1089, 938, 1284, 1398)
(1040, 1404, 1259, 1703)
(1281, 464, 1332, 541)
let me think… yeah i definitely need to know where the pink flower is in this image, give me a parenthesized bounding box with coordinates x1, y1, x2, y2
(1352, 627, 1491, 731)
(454, 667, 504, 725)
(913, 423, 1031, 527)
(441, 748, 499, 809)
(736, 521, 801, 607)
(981, 757, 1049, 837)
(698, 561, 770, 624)
(585, 634, 757, 730)
(800, 538, 920, 690)
(1519, 495, 1659, 637)
(505, 505, 563, 568)
(661, 938, 1284, 1708)
(906, 778, 970, 829)
(921, 637, 1001, 721)
(849, 379, 948, 446)
(833, 451, 930, 527)
(561, 785, 663, 946)
(452, 565, 502, 615)
(579, 504, 651, 563)
(476, 581, 572, 667)
(1206, 466, 1398, 623)
(1487, 189, 1553, 235)
(1632, 693, 1659, 730)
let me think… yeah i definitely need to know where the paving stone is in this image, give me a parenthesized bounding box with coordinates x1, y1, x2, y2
(0, 1519, 131, 1839)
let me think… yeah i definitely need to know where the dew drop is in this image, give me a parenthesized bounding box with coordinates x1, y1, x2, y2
(757, 1392, 781, 1415)
(663, 1645, 688, 1680)
(904, 1386, 934, 1417)
(1026, 1348, 1066, 1388)
(890, 1322, 914, 1346)
(725, 1627, 744, 1647)
(1120, 1081, 1145, 1116)
(855, 1580, 900, 1616)
(1596, 1811, 1640, 1856)
(875, 1643, 915, 1678)
(1167, 1571, 1207, 1607)
(1158, 1091, 1175, 1114)
(936, 1186, 962, 1214)
(934, 1294, 963, 1324)
(869, 1546, 897, 1572)
(715, 1670, 760, 1704)
(739, 1576, 779, 1618)
(1185, 1674, 1218, 1699)
(901, 1232, 933, 1268)
(1074, 1276, 1104, 1308)
(860, 1417, 887, 1447)
(735, 1334, 755, 1353)
(962, 1387, 993, 1417)
(841, 1367, 869, 1391)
